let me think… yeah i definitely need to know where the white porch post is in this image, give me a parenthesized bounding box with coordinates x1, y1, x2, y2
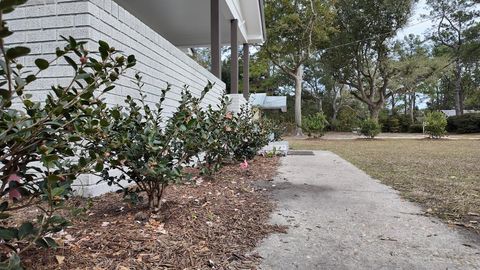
(230, 19, 239, 94)
(211, 0, 221, 79)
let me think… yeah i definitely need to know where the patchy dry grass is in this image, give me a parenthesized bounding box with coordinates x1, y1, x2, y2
(288, 137, 480, 232)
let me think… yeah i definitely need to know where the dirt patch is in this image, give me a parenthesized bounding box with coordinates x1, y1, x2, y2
(10, 157, 285, 269)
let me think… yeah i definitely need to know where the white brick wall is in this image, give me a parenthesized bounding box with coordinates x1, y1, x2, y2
(5, 0, 226, 196)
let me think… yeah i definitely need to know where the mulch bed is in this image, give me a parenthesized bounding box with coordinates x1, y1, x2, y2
(14, 157, 286, 269)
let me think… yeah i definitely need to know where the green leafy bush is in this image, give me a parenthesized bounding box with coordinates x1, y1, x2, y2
(228, 106, 272, 161)
(334, 107, 361, 132)
(196, 93, 233, 176)
(424, 112, 447, 139)
(408, 123, 424, 133)
(360, 119, 381, 138)
(0, 1, 136, 265)
(398, 114, 413, 133)
(447, 113, 480, 134)
(99, 76, 210, 210)
(263, 118, 285, 141)
(302, 113, 329, 138)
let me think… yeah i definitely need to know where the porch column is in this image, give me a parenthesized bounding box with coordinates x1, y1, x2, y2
(211, 0, 221, 78)
(242, 43, 250, 99)
(230, 19, 239, 94)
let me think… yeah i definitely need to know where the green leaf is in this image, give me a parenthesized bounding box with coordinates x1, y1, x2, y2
(34, 58, 49, 70)
(43, 155, 59, 163)
(18, 222, 34, 239)
(44, 237, 58, 248)
(103, 85, 115, 93)
(100, 118, 109, 127)
(0, 228, 18, 240)
(99, 40, 109, 60)
(0, 0, 28, 11)
(46, 174, 62, 184)
(36, 237, 57, 248)
(25, 74, 36, 83)
(111, 109, 120, 120)
(68, 136, 82, 142)
(51, 187, 66, 197)
(75, 73, 91, 80)
(63, 55, 78, 70)
(0, 89, 10, 99)
(6, 46, 30, 60)
(94, 161, 104, 172)
(0, 202, 8, 212)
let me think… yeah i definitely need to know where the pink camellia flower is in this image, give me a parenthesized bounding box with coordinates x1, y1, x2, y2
(7, 173, 22, 201)
(225, 111, 233, 120)
(240, 159, 249, 170)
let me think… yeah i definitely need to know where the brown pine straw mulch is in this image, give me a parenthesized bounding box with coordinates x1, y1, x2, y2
(17, 156, 286, 269)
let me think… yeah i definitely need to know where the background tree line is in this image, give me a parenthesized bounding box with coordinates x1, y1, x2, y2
(196, 0, 479, 135)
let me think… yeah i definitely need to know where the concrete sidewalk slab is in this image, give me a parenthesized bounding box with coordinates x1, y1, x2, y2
(256, 151, 480, 270)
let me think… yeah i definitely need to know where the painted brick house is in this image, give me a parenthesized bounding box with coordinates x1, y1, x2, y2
(4, 0, 266, 196)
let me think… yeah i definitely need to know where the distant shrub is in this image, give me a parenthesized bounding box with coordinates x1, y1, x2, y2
(379, 114, 413, 133)
(408, 123, 424, 133)
(228, 106, 273, 161)
(360, 119, 381, 138)
(424, 112, 447, 139)
(398, 114, 413, 133)
(263, 118, 285, 141)
(334, 107, 360, 132)
(447, 113, 480, 134)
(302, 113, 329, 138)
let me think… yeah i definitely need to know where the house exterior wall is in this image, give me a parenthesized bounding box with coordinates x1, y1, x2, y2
(4, 0, 226, 196)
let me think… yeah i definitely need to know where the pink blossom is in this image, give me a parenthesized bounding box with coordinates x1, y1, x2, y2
(7, 173, 21, 200)
(240, 159, 249, 170)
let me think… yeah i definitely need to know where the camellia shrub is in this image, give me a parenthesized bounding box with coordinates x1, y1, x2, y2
(227, 105, 273, 161)
(0, 1, 136, 266)
(99, 76, 211, 210)
(360, 119, 381, 138)
(302, 113, 329, 138)
(424, 111, 447, 139)
(197, 93, 233, 176)
(98, 74, 276, 208)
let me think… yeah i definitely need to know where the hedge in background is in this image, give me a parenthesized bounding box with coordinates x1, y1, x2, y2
(447, 113, 480, 134)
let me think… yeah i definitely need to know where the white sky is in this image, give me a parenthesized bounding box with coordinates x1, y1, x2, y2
(396, 0, 433, 40)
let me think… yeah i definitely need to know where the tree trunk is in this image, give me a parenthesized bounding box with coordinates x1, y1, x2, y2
(410, 92, 416, 123)
(369, 105, 381, 123)
(294, 65, 304, 136)
(454, 60, 463, 116)
(391, 94, 395, 113)
(317, 98, 323, 113)
(148, 184, 166, 211)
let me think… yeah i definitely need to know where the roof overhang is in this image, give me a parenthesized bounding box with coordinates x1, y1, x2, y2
(114, 0, 266, 48)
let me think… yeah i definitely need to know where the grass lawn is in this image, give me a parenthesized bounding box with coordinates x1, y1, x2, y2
(287, 137, 480, 232)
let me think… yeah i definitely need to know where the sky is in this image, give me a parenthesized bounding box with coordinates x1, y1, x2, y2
(396, 0, 434, 40)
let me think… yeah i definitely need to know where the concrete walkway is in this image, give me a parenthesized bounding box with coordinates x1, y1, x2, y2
(256, 151, 480, 270)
